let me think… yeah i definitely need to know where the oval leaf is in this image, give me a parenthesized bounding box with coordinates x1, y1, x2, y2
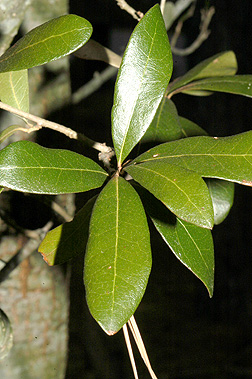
(135, 185, 214, 296)
(39, 196, 97, 265)
(0, 70, 29, 112)
(0, 141, 108, 194)
(168, 51, 237, 95)
(0, 15, 92, 72)
(112, 4, 173, 167)
(126, 160, 214, 229)
(132, 131, 252, 185)
(205, 179, 234, 225)
(179, 75, 252, 97)
(84, 176, 152, 335)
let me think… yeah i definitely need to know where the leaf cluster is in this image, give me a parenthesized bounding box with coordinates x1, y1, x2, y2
(0, 5, 252, 335)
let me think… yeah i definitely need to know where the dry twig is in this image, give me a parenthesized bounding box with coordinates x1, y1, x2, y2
(171, 6, 215, 56)
(0, 101, 115, 167)
(115, 0, 144, 21)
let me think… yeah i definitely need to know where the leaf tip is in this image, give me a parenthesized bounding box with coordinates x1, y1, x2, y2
(105, 330, 118, 336)
(38, 249, 51, 266)
(242, 179, 252, 186)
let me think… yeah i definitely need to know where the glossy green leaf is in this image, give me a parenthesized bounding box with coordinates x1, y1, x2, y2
(0, 15, 92, 72)
(0, 141, 108, 194)
(84, 176, 152, 335)
(39, 196, 97, 265)
(178, 75, 252, 97)
(126, 160, 214, 229)
(168, 51, 237, 95)
(205, 179, 234, 225)
(179, 117, 208, 137)
(112, 4, 173, 167)
(135, 186, 214, 296)
(132, 131, 252, 185)
(0, 70, 29, 112)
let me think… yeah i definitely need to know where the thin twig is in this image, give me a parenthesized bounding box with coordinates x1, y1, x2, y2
(0, 101, 77, 139)
(0, 221, 53, 283)
(72, 66, 118, 103)
(115, 0, 144, 21)
(0, 101, 115, 166)
(128, 316, 158, 379)
(171, 6, 215, 56)
(123, 324, 139, 379)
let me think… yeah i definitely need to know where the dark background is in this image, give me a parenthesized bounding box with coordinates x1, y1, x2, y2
(31, 1, 252, 378)
(63, 1, 252, 378)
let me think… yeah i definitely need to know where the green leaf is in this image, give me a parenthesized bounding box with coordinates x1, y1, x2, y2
(179, 117, 208, 137)
(126, 160, 214, 229)
(0, 70, 29, 112)
(39, 196, 97, 265)
(131, 131, 252, 185)
(178, 75, 252, 97)
(0, 15, 92, 72)
(0, 141, 108, 194)
(141, 98, 183, 144)
(84, 176, 152, 335)
(168, 51, 237, 95)
(135, 185, 214, 296)
(205, 179, 234, 225)
(141, 99, 208, 145)
(112, 4, 173, 167)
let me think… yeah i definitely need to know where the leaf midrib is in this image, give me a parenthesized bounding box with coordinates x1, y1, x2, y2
(0, 27, 89, 65)
(0, 166, 107, 174)
(118, 20, 158, 166)
(136, 152, 252, 163)
(131, 164, 211, 226)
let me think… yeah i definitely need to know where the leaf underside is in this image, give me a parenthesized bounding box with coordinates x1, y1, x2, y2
(0, 70, 29, 112)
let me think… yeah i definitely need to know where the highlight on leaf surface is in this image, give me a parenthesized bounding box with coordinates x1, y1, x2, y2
(0, 141, 108, 194)
(131, 131, 252, 186)
(84, 175, 152, 335)
(112, 4, 173, 167)
(0, 14, 92, 72)
(39, 196, 97, 266)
